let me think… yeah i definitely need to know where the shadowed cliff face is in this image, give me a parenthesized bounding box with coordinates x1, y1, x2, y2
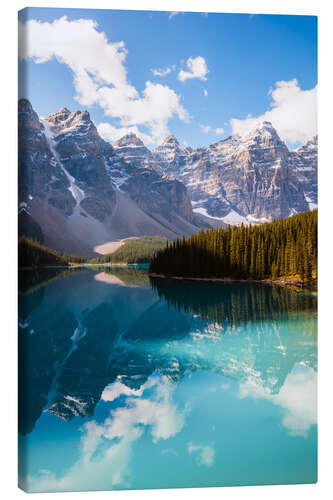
(47, 107, 117, 221)
(18, 268, 317, 435)
(18, 99, 75, 216)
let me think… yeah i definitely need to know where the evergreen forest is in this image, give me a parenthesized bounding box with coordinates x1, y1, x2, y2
(149, 210, 317, 286)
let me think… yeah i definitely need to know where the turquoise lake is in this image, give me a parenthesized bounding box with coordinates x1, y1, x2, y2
(18, 267, 317, 492)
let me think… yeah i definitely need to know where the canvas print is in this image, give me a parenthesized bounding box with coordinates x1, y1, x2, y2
(18, 7, 318, 493)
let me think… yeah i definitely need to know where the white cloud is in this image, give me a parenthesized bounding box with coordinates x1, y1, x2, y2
(230, 79, 317, 145)
(25, 375, 189, 492)
(178, 56, 209, 82)
(239, 364, 317, 437)
(203, 89, 208, 97)
(101, 377, 158, 402)
(18, 16, 189, 144)
(200, 124, 212, 133)
(188, 443, 215, 467)
(200, 124, 224, 135)
(151, 67, 171, 77)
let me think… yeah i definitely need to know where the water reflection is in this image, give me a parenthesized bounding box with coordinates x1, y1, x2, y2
(18, 268, 317, 491)
(150, 276, 317, 327)
(239, 364, 317, 437)
(24, 374, 188, 493)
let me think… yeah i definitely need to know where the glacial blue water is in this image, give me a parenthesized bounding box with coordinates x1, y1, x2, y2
(18, 267, 317, 492)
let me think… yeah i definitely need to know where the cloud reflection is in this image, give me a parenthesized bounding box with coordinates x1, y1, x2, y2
(239, 364, 317, 437)
(188, 443, 215, 467)
(26, 375, 188, 492)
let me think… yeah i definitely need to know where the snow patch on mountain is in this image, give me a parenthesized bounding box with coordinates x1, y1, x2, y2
(41, 118, 85, 205)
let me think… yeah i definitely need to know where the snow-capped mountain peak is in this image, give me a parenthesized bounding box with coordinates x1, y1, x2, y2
(46, 108, 95, 137)
(47, 107, 71, 126)
(113, 133, 153, 168)
(161, 134, 180, 146)
(114, 133, 146, 149)
(245, 121, 283, 145)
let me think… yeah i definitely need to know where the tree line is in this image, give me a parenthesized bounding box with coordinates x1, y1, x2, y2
(19, 236, 85, 268)
(149, 210, 317, 286)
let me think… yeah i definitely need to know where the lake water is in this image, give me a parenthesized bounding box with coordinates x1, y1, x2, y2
(18, 267, 317, 492)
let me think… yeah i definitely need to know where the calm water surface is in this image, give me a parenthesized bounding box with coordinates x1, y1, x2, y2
(18, 267, 317, 492)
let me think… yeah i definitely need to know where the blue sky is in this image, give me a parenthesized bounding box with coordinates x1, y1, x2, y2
(18, 8, 317, 148)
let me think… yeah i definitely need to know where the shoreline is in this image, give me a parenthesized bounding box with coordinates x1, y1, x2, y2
(71, 262, 149, 268)
(18, 267, 317, 291)
(149, 273, 317, 291)
(19, 262, 149, 270)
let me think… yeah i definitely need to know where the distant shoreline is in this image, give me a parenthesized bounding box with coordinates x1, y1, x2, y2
(149, 273, 317, 291)
(19, 262, 149, 270)
(18, 266, 317, 291)
(71, 262, 149, 268)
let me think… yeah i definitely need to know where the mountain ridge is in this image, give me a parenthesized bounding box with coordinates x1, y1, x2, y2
(18, 99, 199, 257)
(114, 121, 317, 224)
(18, 98, 317, 257)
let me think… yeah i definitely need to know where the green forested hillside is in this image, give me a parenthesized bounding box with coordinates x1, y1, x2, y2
(19, 237, 85, 268)
(150, 210, 317, 286)
(89, 236, 167, 264)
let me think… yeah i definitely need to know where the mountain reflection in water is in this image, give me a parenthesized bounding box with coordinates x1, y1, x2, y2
(18, 268, 317, 492)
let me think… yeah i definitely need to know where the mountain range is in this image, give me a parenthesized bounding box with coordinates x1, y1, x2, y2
(18, 98, 317, 257)
(114, 123, 317, 224)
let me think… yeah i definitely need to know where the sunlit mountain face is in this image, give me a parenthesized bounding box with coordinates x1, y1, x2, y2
(18, 268, 317, 492)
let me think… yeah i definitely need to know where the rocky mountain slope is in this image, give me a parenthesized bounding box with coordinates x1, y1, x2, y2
(18, 99, 198, 257)
(152, 122, 318, 224)
(114, 122, 317, 225)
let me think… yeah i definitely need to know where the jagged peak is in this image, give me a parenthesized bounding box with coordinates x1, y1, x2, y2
(309, 135, 318, 145)
(46, 107, 95, 135)
(18, 98, 34, 113)
(255, 121, 278, 135)
(296, 135, 318, 153)
(18, 98, 42, 130)
(114, 133, 146, 148)
(59, 107, 71, 114)
(47, 107, 71, 126)
(244, 121, 282, 144)
(161, 134, 179, 147)
(209, 135, 238, 149)
(261, 120, 274, 129)
(47, 107, 92, 122)
(49, 107, 71, 118)
(70, 109, 92, 124)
